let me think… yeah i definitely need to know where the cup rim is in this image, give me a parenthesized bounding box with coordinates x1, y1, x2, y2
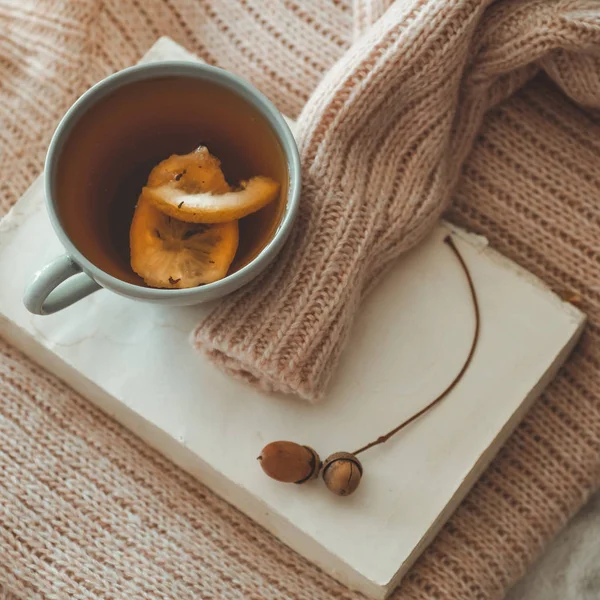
(44, 60, 300, 300)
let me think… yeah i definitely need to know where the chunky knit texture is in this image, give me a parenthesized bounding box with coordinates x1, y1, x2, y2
(0, 1, 600, 600)
(194, 0, 600, 401)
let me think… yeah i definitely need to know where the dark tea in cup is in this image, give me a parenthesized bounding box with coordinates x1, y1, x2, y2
(54, 75, 288, 286)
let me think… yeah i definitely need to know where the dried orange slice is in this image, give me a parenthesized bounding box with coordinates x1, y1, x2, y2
(130, 193, 238, 289)
(146, 146, 231, 194)
(143, 146, 280, 224)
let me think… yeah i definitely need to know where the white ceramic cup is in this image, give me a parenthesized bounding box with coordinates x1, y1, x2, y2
(24, 61, 300, 315)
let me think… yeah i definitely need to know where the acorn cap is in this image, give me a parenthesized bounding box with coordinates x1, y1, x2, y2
(296, 446, 322, 483)
(322, 452, 363, 496)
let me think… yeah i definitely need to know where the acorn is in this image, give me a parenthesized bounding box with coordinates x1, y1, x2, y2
(322, 452, 363, 496)
(258, 441, 321, 484)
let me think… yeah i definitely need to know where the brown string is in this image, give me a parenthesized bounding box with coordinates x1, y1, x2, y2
(353, 235, 480, 457)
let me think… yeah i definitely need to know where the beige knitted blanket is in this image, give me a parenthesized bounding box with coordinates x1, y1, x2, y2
(1, 1, 599, 599)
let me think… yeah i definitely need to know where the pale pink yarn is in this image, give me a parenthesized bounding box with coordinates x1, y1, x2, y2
(194, 0, 600, 402)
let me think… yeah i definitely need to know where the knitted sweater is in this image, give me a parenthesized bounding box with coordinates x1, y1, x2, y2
(195, 0, 600, 401)
(0, 1, 599, 599)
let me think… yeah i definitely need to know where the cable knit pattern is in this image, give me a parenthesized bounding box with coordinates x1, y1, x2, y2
(194, 0, 600, 402)
(1, 1, 600, 600)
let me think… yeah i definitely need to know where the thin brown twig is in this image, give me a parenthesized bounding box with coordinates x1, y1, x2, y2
(353, 235, 480, 457)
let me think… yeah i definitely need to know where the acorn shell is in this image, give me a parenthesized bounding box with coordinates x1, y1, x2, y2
(258, 441, 321, 484)
(322, 452, 363, 496)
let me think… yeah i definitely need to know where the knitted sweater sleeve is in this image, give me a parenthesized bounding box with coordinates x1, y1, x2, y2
(193, 0, 600, 402)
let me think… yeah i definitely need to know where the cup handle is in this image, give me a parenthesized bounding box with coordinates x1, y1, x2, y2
(24, 254, 101, 315)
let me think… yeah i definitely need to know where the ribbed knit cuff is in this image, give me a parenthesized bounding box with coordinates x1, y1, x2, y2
(193, 174, 368, 402)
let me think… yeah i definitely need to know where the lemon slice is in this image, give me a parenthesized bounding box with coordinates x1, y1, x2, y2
(130, 193, 238, 289)
(145, 175, 280, 224)
(143, 146, 280, 224)
(147, 146, 231, 194)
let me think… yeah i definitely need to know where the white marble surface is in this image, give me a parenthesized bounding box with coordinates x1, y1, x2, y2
(0, 38, 587, 600)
